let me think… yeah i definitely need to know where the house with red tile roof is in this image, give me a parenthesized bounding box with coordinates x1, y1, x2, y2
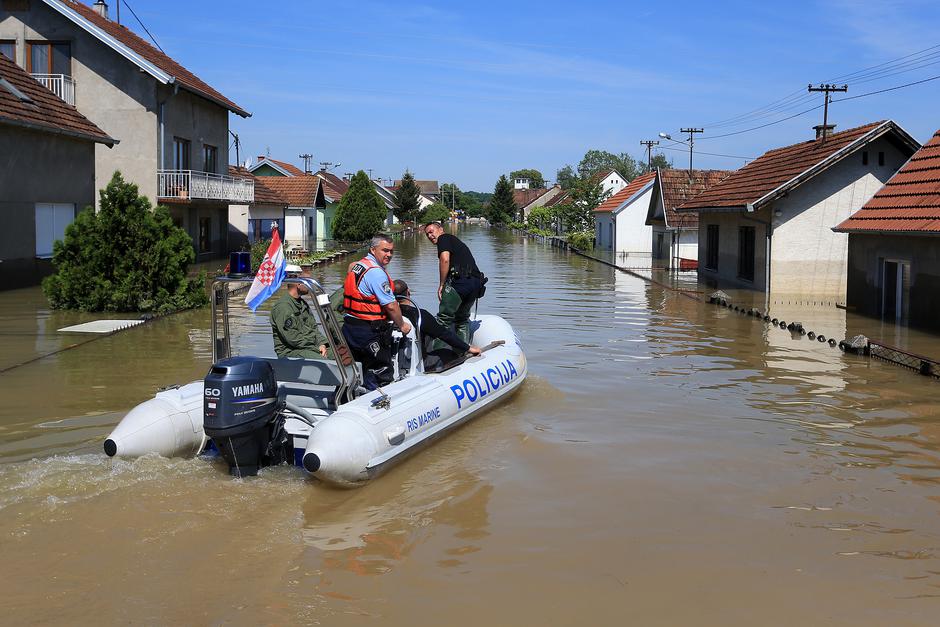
(833, 129, 940, 329)
(645, 169, 732, 269)
(237, 156, 345, 242)
(1, 0, 252, 261)
(0, 52, 114, 288)
(513, 185, 564, 222)
(677, 121, 919, 305)
(593, 171, 657, 265)
(250, 156, 306, 177)
(227, 166, 289, 250)
(394, 179, 440, 202)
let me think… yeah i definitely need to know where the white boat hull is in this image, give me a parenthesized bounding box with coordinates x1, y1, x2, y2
(104, 315, 526, 486)
(304, 315, 526, 485)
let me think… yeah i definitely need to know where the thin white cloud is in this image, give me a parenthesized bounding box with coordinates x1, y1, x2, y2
(825, 0, 935, 57)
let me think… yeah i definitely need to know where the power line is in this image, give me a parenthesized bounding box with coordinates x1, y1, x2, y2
(699, 103, 824, 140)
(700, 70, 940, 141)
(827, 43, 940, 83)
(834, 71, 940, 102)
(640, 140, 659, 169)
(699, 42, 940, 132)
(808, 83, 848, 139)
(657, 145, 754, 160)
(120, 0, 164, 53)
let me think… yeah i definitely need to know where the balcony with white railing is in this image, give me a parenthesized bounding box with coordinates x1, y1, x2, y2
(158, 170, 255, 203)
(31, 74, 76, 106)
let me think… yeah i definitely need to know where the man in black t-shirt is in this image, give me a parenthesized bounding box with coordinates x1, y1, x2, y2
(423, 221, 483, 346)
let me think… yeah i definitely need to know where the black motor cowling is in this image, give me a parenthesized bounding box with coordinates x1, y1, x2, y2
(204, 356, 283, 477)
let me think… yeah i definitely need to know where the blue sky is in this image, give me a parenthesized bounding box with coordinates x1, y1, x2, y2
(133, 0, 940, 190)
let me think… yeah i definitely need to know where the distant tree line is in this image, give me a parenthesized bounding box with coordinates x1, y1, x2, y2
(484, 149, 673, 244)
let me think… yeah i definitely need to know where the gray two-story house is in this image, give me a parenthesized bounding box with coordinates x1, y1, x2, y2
(0, 0, 253, 261)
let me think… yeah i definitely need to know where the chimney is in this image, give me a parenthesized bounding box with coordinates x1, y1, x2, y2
(93, 0, 108, 19)
(814, 124, 836, 141)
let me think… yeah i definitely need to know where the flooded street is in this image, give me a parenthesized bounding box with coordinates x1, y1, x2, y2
(1, 225, 939, 625)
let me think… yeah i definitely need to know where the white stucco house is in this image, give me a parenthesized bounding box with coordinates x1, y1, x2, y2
(594, 171, 656, 265)
(595, 169, 627, 196)
(677, 121, 919, 305)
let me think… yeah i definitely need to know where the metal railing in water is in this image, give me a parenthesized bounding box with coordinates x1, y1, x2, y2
(158, 170, 255, 203)
(31, 73, 75, 105)
(868, 341, 940, 378)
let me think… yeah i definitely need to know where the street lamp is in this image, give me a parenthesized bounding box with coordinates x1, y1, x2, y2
(659, 129, 702, 176)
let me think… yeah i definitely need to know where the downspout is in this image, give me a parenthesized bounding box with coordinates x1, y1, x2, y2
(747, 202, 773, 311)
(158, 101, 165, 169)
(157, 82, 179, 170)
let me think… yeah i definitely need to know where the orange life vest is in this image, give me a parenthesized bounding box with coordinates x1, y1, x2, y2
(343, 256, 394, 321)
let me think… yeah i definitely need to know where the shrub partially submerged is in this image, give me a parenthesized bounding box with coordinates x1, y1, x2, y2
(42, 172, 208, 314)
(567, 231, 594, 251)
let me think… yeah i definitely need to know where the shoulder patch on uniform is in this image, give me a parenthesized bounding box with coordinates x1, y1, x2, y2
(381, 281, 392, 296)
(284, 317, 294, 329)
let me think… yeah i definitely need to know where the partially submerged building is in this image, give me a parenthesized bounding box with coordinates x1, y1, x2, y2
(833, 128, 940, 330)
(677, 121, 918, 305)
(593, 171, 657, 264)
(646, 168, 731, 269)
(1, 0, 253, 261)
(0, 51, 114, 288)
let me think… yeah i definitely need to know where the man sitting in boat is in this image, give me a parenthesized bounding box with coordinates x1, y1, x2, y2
(270, 264, 329, 358)
(393, 280, 481, 372)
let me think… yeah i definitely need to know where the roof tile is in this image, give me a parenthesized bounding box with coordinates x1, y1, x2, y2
(835, 129, 940, 234)
(255, 156, 304, 176)
(657, 168, 732, 228)
(59, 0, 248, 116)
(594, 171, 656, 213)
(0, 53, 113, 144)
(679, 122, 888, 210)
(259, 175, 322, 207)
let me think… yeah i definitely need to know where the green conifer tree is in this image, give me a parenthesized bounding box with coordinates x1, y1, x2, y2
(487, 175, 516, 225)
(332, 170, 388, 241)
(394, 171, 422, 223)
(42, 172, 207, 313)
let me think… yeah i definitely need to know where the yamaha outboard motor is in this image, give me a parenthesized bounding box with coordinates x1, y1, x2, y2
(204, 356, 285, 477)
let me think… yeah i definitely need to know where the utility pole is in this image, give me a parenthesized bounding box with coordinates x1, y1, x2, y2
(368, 168, 373, 180)
(807, 83, 848, 141)
(299, 153, 314, 174)
(229, 130, 241, 168)
(640, 140, 660, 170)
(680, 128, 704, 176)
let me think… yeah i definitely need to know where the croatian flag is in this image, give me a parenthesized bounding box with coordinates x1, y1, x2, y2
(245, 225, 286, 311)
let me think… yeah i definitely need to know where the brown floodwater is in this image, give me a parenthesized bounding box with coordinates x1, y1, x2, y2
(1, 225, 939, 625)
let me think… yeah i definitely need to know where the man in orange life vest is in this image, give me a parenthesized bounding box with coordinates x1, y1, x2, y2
(342, 234, 412, 390)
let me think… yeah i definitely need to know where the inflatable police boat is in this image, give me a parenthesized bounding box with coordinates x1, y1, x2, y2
(104, 276, 526, 486)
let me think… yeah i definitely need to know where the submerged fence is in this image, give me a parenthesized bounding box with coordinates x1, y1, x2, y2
(516, 227, 940, 384)
(868, 341, 940, 378)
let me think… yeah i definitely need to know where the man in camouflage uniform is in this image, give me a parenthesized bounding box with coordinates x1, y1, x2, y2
(271, 271, 328, 359)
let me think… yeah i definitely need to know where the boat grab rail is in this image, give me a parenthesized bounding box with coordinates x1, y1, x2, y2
(429, 340, 505, 374)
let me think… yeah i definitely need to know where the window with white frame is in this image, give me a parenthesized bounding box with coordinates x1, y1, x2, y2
(35, 203, 75, 257)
